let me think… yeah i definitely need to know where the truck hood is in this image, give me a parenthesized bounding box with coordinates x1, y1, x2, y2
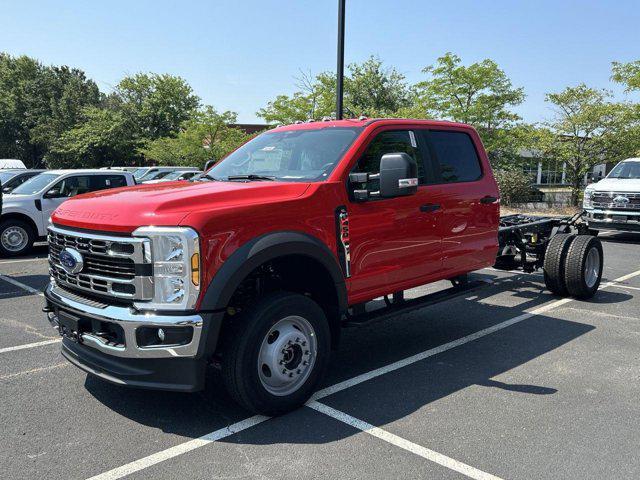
(589, 178, 640, 193)
(51, 180, 310, 233)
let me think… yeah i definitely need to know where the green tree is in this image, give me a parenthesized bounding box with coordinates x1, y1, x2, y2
(114, 73, 200, 140)
(538, 84, 635, 205)
(412, 53, 526, 165)
(612, 60, 640, 156)
(612, 60, 640, 92)
(258, 57, 410, 123)
(45, 107, 140, 168)
(141, 106, 251, 168)
(0, 53, 101, 166)
(30, 65, 102, 148)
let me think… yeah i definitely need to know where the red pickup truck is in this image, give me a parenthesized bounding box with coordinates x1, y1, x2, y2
(44, 118, 603, 415)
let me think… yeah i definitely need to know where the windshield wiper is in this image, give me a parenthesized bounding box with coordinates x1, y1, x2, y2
(226, 174, 276, 181)
(195, 174, 219, 182)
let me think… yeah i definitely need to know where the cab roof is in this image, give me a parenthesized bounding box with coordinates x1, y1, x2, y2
(46, 169, 134, 175)
(271, 118, 471, 132)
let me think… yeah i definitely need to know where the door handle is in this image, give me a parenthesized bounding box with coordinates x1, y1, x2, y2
(420, 203, 441, 213)
(480, 196, 498, 204)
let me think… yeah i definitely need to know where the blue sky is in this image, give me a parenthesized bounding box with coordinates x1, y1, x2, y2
(1, 0, 638, 123)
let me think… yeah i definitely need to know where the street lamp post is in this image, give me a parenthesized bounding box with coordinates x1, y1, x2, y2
(336, 0, 346, 120)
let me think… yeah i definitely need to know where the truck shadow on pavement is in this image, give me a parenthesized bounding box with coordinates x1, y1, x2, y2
(0, 274, 49, 298)
(85, 274, 618, 444)
(598, 232, 640, 245)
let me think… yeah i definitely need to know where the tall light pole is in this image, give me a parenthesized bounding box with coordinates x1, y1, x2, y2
(336, 0, 346, 120)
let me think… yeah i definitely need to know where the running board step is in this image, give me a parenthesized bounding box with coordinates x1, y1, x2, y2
(343, 280, 490, 328)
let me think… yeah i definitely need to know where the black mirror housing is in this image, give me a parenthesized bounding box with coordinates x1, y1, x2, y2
(204, 158, 216, 171)
(379, 152, 418, 198)
(43, 189, 61, 199)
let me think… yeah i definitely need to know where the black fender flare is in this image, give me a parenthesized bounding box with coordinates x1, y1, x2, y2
(199, 231, 347, 353)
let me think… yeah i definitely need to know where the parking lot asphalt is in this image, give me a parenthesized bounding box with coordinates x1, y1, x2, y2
(1, 234, 639, 480)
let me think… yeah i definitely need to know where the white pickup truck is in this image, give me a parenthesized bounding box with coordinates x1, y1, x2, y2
(0, 169, 135, 256)
(584, 158, 640, 235)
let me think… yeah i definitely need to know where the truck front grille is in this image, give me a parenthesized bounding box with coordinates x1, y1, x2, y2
(48, 226, 153, 302)
(592, 192, 640, 211)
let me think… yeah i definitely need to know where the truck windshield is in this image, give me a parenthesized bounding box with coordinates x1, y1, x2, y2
(132, 168, 150, 179)
(205, 127, 362, 182)
(142, 170, 173, 181)
(10, 173, 60, 195)
(0, 171, 20, 183)
(607, 161, 640, 179)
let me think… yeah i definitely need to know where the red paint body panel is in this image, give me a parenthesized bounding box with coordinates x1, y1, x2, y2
(51, 119, 500, 309)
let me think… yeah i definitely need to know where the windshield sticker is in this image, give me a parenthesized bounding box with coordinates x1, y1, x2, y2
(261, 146, 276, 151)
(409, 131, 417, 148)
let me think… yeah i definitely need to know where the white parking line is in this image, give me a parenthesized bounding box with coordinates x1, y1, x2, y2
(0, 339, 60, 354)
(87, 415, 270, 480)
(84, 274, 639, 480)
(613, 284, 640, 291)
(0, 362, 68, 381)
(308, 400, 503, 480)
(0, 257, 48, 265)
(86, 267, 640, 480)
(0, 274, 44, 296)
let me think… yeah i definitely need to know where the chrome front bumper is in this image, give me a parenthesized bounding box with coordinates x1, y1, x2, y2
(585, 209, 640, 231)
(45, 283, 203, 359)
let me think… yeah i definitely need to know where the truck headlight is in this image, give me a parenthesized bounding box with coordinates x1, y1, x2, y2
(132, 226, 200, 311)
(583, 189, 594, 208)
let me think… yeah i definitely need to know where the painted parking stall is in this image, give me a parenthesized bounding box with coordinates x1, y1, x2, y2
(1, 235, 640, 479)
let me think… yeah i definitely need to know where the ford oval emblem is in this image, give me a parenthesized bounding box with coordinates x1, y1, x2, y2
(613, 195, 630, 205)
(59, 247, 84, 275)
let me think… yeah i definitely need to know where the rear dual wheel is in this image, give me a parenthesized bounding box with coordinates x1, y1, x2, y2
(543, 234, 603, 299)
(564, 235, 603, 299)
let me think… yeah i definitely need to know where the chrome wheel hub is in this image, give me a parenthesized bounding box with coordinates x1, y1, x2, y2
(584, 247, 600, 288)
(1, 226, 28, 252)
(258, 315, 317, 396)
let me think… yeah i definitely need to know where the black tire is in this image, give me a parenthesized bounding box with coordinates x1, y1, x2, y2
(220, 292, 331, 416)
(0, 219, 35, 257)
(564, 235, 603, 299)
(543, 233, 576, 296)
(587, 229, 599, 237)
(450, 273, 469, 288)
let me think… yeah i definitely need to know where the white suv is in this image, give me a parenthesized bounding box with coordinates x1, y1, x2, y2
(584, 158, 640, 235)
(0, 170, 135, 256)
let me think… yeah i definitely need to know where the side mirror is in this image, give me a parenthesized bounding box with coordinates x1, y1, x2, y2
(43, 188, 61, 199)
(378, 152, 418, 198)
(204, 157, 216, 171)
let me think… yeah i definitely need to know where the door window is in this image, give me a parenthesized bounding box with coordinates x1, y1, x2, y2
(353, 130, 428, 192)
(90, 175, 128, 190)
(47, 176, 92, 198)
(423, 131, 482, 183)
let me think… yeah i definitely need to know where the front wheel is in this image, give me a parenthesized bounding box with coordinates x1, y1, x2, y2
(221, 292, 331, 416)
(0, 219, 35, 257)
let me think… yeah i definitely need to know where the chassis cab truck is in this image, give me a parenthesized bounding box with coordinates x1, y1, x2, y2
(44, 119, 602, 415)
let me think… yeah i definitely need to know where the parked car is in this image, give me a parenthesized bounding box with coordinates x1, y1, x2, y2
(43, 118, 603, 415)
(0, 169, 135, 256)
(0, 159, 27, 169)
(584, 157, 640, 234)
(142, 170, 203, 184)
(0, 169, 46, 194)
(132, 166, 198, 182)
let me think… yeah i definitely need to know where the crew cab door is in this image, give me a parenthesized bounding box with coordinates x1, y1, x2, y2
(419, 129, 500, 273)
(345, 128, 444, 303)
